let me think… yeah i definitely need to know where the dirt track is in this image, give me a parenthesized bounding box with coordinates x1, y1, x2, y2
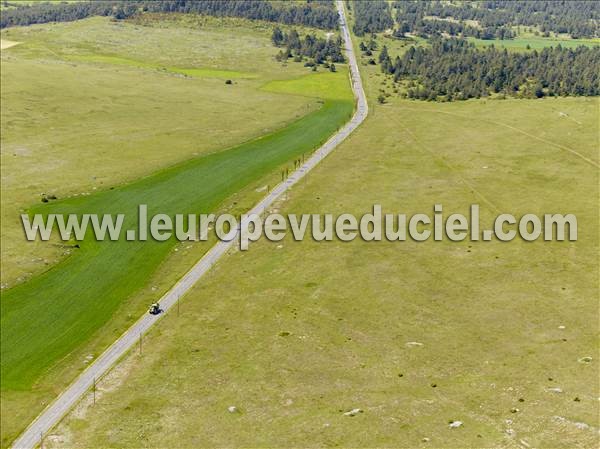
(1, 39, 20, 50)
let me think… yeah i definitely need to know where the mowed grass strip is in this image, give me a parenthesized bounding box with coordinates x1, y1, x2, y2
(66, 54, 257, 79)
(1, 15, 317, 286)
(1, 15, 350, 445)
(262, 71, 354, 100)
(0, 69, 354, 390)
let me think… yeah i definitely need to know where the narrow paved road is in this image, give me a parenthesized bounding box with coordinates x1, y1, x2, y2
(11, 2, 367, 448)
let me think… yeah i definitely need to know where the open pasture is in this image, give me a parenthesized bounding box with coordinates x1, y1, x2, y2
(48, 95, 599, 448)
(1, 14, 353, 447)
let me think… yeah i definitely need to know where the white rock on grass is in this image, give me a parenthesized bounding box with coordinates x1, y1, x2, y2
(449, 421, 463, 428)
(343, 408, 362, 416)
(405, 341, 424, 347)
(227, 406, 237, 413)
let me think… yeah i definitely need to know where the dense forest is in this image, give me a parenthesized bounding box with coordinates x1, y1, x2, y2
(378, 38, 600, 101)
(352, 0, 393, 36)
(350, 1, 600, 40)
(482, 1, 599, 38)
(272, 27, 344, 69)
(0, 0, 338, 30)
(393, 1, 599, 40)
(392, 1, 514, 40)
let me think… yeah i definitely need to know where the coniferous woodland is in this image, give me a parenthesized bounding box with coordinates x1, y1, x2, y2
(391, 1, 599, 40)
(350, 0, 600, 101)
(1, 0, 338, 30)
(350, 1, 600, 40)
(377, 39, 600, 101)
(271, 27, 345, 68)
(4, 0, 599, 102)
(351, 0, 394, 36)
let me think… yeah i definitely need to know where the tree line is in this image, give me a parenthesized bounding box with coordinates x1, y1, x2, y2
(392, 1, 599, 40)
(1, 0, 338, 30)
(378, 38, 600, 101)
(272, 26, 344, 70)
(352, 0, 393, 36)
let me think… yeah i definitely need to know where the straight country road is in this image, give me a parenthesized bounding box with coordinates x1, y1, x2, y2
(11, 2, 367, 447)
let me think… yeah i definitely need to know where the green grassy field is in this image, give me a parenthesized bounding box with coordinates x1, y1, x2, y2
(65, 54, 257, 79)
(3, 6, 599, 449)
(0, 14, 325, 287)
(0, 14, 353, 447)
(467, 36, 600, 51)
(44, 17, 599, 446)
(369, 32, 599, 57)
(47, 93, 599, 447)
(2, 0, 81, 4)
(369, 26, 599, 55)
(1, 73, 353, 388)
(416, 14, 600, 51)
(0, 0, 81, 9)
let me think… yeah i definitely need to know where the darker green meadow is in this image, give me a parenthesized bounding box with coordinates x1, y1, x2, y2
(1, 96, 354, 389)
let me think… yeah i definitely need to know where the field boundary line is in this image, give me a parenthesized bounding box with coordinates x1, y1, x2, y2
(397, 106, 600, 169)
(385, 109, 502, 214)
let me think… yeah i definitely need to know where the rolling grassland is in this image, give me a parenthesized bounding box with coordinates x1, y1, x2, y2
(1, 15, 354, 447)
(48, 52, 599, 449)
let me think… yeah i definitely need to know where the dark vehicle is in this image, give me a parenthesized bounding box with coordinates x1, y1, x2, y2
(148, 302, 161, 315)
